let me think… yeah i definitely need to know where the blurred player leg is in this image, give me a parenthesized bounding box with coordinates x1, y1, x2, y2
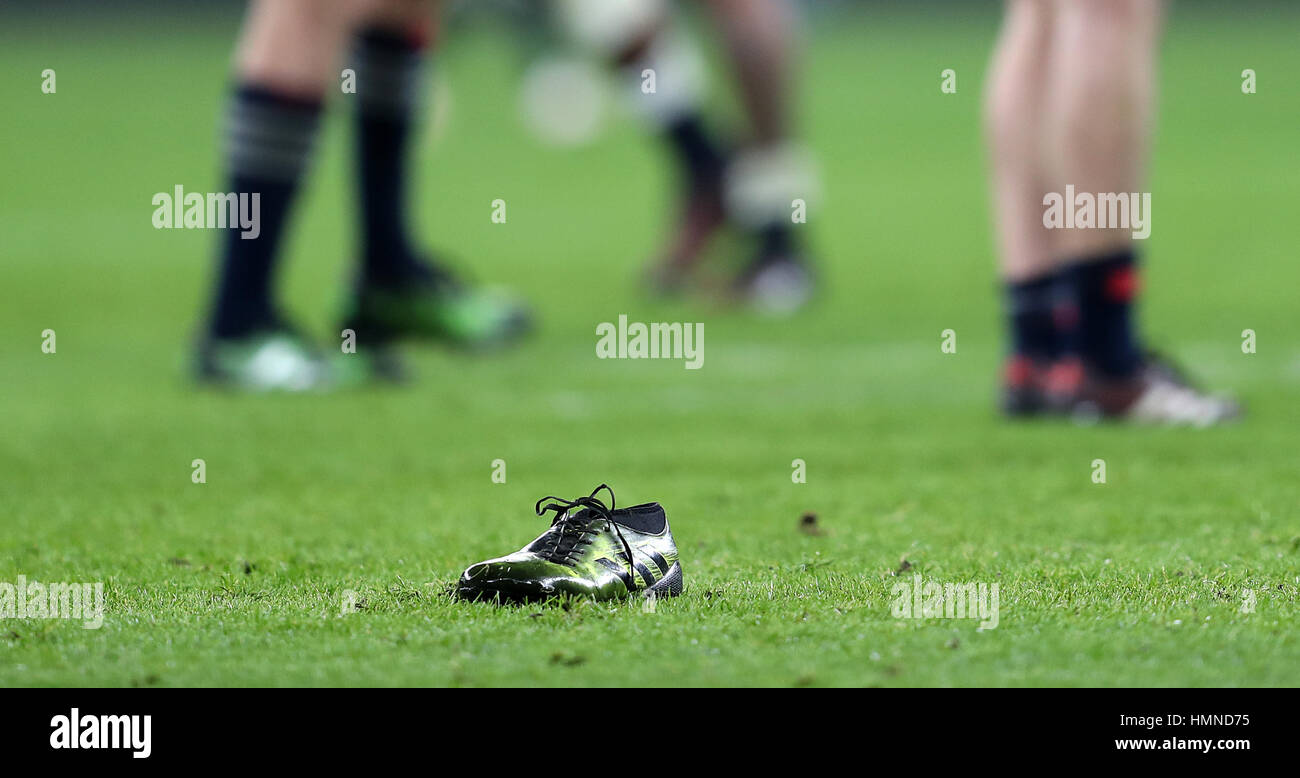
(556, 0, 730, 295)
(1048, 0, 1239, 424)
(993, 0, 1236, 424)
(1045, 0, 1160, 385)
(703, 0, 817, 314)
(199, 0, 377, 391)
(340, 0, 533, 363)
(985, 0, 1061, 415)
(351, 0, 439, 286)
(629, 23, 732, 298)
(557, 0, 816, 313)
(703, 0, 789, 146)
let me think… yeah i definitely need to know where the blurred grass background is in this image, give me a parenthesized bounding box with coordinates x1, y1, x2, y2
(1, 1, 1297, 686)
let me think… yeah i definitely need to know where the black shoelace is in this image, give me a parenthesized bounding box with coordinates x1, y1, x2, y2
(533, 484, 635, 569)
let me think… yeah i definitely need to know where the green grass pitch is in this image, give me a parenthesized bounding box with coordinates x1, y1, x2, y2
(2, 5, 1298, 686)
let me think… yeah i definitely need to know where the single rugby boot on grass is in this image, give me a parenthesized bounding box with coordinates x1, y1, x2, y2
(457, 485, 683, 604)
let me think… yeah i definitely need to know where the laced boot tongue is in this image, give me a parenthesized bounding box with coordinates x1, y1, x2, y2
(531, 485, 625, 566)
(536, 511, 595, 564)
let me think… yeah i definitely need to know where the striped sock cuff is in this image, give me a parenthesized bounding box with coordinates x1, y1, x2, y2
(223, 86, 322, 182)
(351, 29, 425, 119)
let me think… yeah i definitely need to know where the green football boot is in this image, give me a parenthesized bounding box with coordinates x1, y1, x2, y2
(327, 343, 409, 387)
(344, 263, 532, 351)
(197, 326, 331, 392)
(457, 485, 683, 604)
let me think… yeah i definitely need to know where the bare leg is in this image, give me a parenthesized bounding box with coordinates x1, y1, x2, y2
(985, 0, 1057, 282)
(236, 0, 380, 96)
(1046, 0, 1163, 258)
(701, 0, 794, 146)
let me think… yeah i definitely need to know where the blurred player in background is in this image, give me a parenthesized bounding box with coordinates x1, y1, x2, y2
(985, 0, 1237, 425)
(556, 0, 819, 314)
(198, 0, 530, 391)
(200, 0, 817, 392)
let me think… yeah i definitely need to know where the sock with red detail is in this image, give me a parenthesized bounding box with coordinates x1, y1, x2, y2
(1067, 249, 1142, 378)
